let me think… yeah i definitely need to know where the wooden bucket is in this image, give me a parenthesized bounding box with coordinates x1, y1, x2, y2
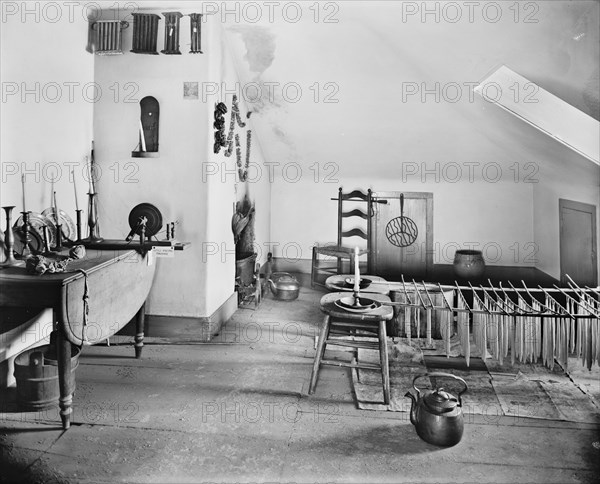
(389, 284, 455, 338)
(14, 344, 80, 410)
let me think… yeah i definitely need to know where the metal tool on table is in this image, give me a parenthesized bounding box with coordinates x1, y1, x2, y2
(405, 372, 468, 447)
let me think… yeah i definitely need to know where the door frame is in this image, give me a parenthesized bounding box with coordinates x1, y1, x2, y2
(559, 198, 598, 286)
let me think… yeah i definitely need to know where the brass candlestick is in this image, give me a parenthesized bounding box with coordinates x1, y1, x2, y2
(75, 209, 83, 242)
(84, 192, 103, 242)
(53, 222, 63, 251)
(2, 206, 18, 266)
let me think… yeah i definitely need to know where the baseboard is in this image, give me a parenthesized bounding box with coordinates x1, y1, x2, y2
(143, 292, 239, 342)
(270, 257, 561, 286)
(197, 292, 239, 341)
(271, 258, 367, 275)
(270, 257, 313, 274)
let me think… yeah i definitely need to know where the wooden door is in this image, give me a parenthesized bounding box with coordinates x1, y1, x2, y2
(559, 199, 597, 286)
(371, 192, 433, 279)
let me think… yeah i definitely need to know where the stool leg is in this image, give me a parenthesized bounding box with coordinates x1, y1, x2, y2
(309, 315, 330, 394)
(378, 319, 390, 405)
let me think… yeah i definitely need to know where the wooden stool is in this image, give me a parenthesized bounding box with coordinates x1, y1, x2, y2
(308, 292, 394, 404)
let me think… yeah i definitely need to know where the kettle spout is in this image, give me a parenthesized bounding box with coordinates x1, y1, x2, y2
(267, 278, 276, 294)
(404, 391, 417, 426)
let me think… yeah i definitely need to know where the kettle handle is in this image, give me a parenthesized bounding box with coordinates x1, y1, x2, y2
(270, 272, 292, 279)
(412, 372, 468, 406)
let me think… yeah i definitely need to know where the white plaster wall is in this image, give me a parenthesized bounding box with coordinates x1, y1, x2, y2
(220, 25, 273, 261)
(1, 4, 94, 220)
(246, 1, 598, 277)
(201, 21, 272, 314)
(91, 11, 229, 317)
(92, 10, 272, 317)
(0, 4, 272, 318)
(270, 174, 535, 269)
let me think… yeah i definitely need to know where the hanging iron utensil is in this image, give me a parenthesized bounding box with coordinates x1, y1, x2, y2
(385, 193, 418, 247)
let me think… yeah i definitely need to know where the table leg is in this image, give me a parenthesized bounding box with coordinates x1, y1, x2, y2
(378, 320, 390, 405)
(134, 303, 146, 359)
(56, 329, 72, 429)
(308, 315, 330, 395)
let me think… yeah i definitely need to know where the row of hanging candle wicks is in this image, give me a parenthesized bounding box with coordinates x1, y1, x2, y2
(470, 290, 599, 370)
(389, 277, 599, 371)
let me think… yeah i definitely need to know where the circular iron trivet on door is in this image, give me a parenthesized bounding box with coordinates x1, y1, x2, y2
(385, 194, 418, 248)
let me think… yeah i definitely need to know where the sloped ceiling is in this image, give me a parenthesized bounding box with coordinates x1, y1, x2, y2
(222, 1, 599, 178)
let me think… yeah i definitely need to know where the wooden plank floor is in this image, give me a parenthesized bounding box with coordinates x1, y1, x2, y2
(1, 275, 599, 484)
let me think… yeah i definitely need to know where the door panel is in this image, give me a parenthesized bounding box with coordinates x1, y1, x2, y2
(559, 199, 597, 286)
(371, 192, 433, 279)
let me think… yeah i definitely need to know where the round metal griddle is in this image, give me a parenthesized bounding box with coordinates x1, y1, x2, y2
(385, 193, 418, 248)
(335, 296, 381, 313)
(128, 203, 163, 238)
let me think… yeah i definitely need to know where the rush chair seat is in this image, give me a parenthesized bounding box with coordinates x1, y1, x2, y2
(311, 188, 373, 288)
(308, 292, 394, 405)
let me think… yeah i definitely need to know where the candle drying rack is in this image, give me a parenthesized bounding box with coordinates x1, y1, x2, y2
(384, 275, 599, 370)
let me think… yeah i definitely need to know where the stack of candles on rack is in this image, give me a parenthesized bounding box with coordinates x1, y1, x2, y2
(386, 276, 599, 370)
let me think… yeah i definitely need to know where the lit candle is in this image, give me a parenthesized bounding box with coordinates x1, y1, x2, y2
(86, 156, 94, 194)
(139, 120, 147, 152)
(54, 191, 60, 220)
(21, 174, 26, 212)
(51, 176, 55, 210)
(72, 170, 79, 211)
(354, 246, 360, 294)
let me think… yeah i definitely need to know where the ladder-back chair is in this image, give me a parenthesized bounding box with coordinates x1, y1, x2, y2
(311, 188, 373, 288)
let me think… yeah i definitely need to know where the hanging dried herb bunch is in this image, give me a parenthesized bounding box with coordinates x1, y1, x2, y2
(235, 129, 252, 181)
(213, 102, 227, 154)
(225, 95, 246, 157)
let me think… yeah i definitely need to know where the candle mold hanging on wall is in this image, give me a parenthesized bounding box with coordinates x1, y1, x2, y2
(131, 13, 160, 54)
(161, 12, 183, 55)
(132, 96, 160, 158)
(189, 13, 203, 53)
(92, 20, 129, 55)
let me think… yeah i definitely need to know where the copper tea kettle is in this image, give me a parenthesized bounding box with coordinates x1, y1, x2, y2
(405, 372, 468, 447)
